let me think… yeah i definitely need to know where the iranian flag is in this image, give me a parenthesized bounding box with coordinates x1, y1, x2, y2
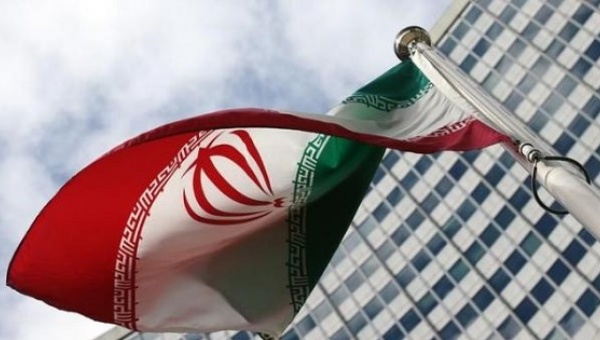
(7, 60, 507, 338)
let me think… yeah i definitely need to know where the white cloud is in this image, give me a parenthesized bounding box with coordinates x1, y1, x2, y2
(0, 1, 450, 339)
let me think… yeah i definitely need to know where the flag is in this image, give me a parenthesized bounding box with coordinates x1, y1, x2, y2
(7, 60, 508, 338)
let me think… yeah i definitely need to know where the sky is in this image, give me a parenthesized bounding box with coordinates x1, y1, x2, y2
(0, 1, 452, 339)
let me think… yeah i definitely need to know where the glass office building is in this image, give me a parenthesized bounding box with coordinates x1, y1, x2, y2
(98, 0, 600, 338)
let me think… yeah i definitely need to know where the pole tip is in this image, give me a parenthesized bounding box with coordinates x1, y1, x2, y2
(394, 26, 431, 60)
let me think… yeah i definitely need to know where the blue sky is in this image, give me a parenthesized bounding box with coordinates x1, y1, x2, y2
(0, 1, 452, 339)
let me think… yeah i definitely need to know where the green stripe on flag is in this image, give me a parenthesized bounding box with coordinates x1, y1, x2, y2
(287, 135, 384, 313)
(342, 60, 432, 112)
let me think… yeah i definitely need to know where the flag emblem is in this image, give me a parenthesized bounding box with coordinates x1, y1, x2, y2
(183, 130, 286, 225)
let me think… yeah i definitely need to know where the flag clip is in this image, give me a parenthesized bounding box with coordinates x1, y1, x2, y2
(518, 141, 591, 215)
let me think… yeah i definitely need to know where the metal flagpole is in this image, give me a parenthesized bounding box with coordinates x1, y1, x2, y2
(394, 26, 600, 238)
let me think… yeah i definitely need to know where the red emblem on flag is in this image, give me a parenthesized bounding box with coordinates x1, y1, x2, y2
(183, 130, 285, 225)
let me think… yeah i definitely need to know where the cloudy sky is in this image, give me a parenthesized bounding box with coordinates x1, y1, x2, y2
(0, 1, 452, 339)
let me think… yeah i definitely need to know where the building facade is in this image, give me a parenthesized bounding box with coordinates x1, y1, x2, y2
(100, 0, 600, 338)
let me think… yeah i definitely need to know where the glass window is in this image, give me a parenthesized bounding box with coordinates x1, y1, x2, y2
(516, 73, 536, 94)
(343, 230, 361, 250)
(548, 259, 570, 285)
(383, 325, 403, 340)
(520, 232, 541, 256)
(546, 39, 566, 59)
(382, 151, 399, 169)
(360, 255, 378, 276)
(473, 38, 491, 57)
(406, 210, 424, 230)
(489, 269, 511, 292)
(330, 285, 350, 305)
(386, 187, 403, 206)
(584, 40, 600, 61)
(421, 193, 439, 214)
(482, 72, 500, 92)
(572, 5, 593, 25)
(449, 259, 469, 282)
(456, 304, 478, 327)
(485, 22, 504, 40)
(495, 55, 513, 74)
(508, 39, 526, 58)
(376, 240, 395, 260)
(556, 76, 577, 96)
(571, 58, 592, 78)
(412, 249, 431, 271)
(440, 38, 457, 55)
(416, 293, 437, 315)
(472, 183, 490, 204)
(433, 275, 455, 299)
(427, 233, 446, 255)
(464, 6, 483, 24)
(373, 202, 390, 222)
(400, 309, 421, 332)
(295, 315, 317, 335)
(559, 309, 586, 336)
(348, 312, 367, 334)
(499, 151, 515, 167)
(534, 5, 553, 24)
(480, 224, 500, 247)
(559, 22, 578, 41)
(563, 240, 586, 266)
(484, 164, 504, 186)
(331, 328, 351, 340)
(357, 215, 377, 237)
(372, 167, 385, 184)
(449, 161, 468, 180)
(522, 22, 541, 41)
(584, 157, 600, 180)
(439, 321, 461, 339)
(531, 57, 551, 77)
(495, 206, 516, 230)
(395, 266, 416, 288)
(391, 225, 410, 246)
(531, 278, 554, 304)
(497, 316, 522, 339)
(499, 6, 517, 24)
(505, 251, 527, 274)
(434, 175, 453, 196)
(313, 300, 333, 319)
(281, 330, 299, 340)
(364, 296, 384, 318)
(504, 91, 524, 111)
(414, 156, 432, 174)
(578, 227, 597, 246)
(541, 93, 563, 115)
(549, 0, 563, 6)
(576, 289, 600, 317)
(529, 110, 549, 133)
(380, 281, 400, 303)
(460, 54, 477, 73)
(582, 96, 600, 119)
(509, 187, 530, 207)
(442, 216, 462, 238)
(400, 171, 418, 190)
(465, 242, 485, 264)
(535, 213, 558, 237)
(452, 22, 469, 39)
(458, 200, 476, 220)
(345, 271, 364, 292)
(553, 133, 576, 154)
(473, 286, 494, 310)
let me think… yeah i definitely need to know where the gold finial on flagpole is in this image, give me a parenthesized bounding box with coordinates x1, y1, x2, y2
(394, 26, 431, 60)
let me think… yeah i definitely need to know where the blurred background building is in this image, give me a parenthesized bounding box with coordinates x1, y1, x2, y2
(97, 0, 600, 338)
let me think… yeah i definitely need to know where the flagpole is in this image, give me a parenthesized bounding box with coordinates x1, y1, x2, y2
(394, 26, 600, 238)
